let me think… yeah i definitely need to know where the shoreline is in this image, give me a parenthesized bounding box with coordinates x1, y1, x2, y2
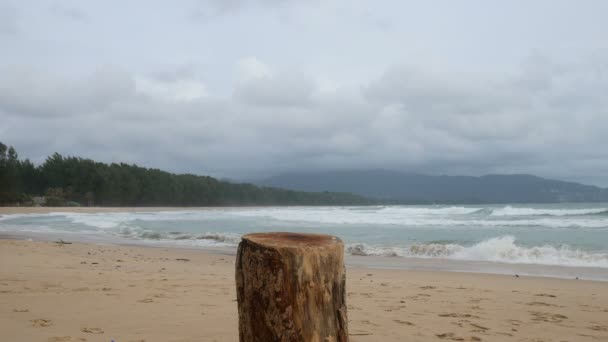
(0, 206, 244, 215)
(3, 229, 608, 282)
(2, 206, 608, 282)
(1, 238, 607, 341)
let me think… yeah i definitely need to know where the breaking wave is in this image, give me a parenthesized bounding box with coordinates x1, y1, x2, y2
(114, 225, 241, 246)
(489, 206, 608, 217)
(346, 236, 608, 268)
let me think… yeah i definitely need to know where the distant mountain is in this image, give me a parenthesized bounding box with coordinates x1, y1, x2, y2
(255, 170, 608, 204)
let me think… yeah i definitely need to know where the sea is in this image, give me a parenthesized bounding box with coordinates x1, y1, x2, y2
(2, 203, 608, 280)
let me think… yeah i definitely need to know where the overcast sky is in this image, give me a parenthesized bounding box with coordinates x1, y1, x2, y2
(1, 1, 608, 186)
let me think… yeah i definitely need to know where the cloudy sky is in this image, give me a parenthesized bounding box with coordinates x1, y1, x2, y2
(1, 1, 608, 185)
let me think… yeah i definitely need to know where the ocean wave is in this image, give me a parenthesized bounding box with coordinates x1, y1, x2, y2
(196, 232, 242, 245)
(346, 236, 608, 268)
(238, 212, 608, 228)
(377, 206, 483, 215)
(115, 226, 241, 246)
(490, 206, 608, 217)
(4, 208, 608, 229)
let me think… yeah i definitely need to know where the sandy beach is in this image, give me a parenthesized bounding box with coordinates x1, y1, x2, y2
(1, 238, 607, 342)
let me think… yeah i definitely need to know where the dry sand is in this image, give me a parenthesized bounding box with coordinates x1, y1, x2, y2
(1, 240, 607, 341)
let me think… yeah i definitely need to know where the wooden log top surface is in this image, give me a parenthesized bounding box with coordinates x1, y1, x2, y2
(242, 232, 341, 248)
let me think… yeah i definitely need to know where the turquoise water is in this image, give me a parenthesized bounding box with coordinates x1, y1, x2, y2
(1, 204, 608, 269)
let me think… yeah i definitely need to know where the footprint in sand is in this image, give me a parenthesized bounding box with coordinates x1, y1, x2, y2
(529, 311, 568, 323)
(526, 301, 557, 307)
(535, 293, 557, 298)
(394, 319, 415, 326)
(81, 327, 104, 334)
(47, 337, 86, 342)
(469, 323, 489, 332)
(439, 313, 480, 319)
(31, 319, 53, 327)
(436, 332, 482, 341)
(137, 298, 155, 303)
(420, 285, 436, 290)
(589, 325, 608, 331)
(358, 320, 379, 326)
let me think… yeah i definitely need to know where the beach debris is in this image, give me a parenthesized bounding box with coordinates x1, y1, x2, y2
(13, 308, 29, 312)
(175, 258, 190, 261)
(55, 239, 72, 245)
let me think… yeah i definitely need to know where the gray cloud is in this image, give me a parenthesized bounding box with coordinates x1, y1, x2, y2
(3, 56, 608, 185)
(50, 2, 88, 21)
(2, 1, 608, 185)
(234, 72, 315, 107)
(0, 3, 18, 34)
(0, 65, 135, 117)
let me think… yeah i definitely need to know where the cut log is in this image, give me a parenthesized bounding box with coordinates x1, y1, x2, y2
(235, 232, 348, 342)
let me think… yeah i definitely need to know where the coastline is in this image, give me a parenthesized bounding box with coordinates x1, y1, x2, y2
(1, 238, 607, 341)
(2, 206, 608, 282)
(4, 230, 608, 282)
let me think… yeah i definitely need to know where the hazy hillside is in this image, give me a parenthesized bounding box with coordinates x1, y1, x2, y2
(257, 170, 608, 204)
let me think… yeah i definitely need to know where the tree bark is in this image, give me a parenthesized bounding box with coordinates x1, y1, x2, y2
(235, 232, 348, 342)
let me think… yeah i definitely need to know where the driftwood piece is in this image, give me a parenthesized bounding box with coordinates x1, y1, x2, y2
(235, 232, 348, 342)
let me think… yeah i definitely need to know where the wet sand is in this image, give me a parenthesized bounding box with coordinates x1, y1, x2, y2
(0, 206, 218, 215)
(1, 239, 607, 342)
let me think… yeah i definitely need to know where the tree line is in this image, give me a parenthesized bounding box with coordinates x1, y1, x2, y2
(0, 142, 373, 207)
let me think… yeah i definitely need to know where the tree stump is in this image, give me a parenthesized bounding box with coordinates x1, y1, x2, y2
(235, 232, 348, 342)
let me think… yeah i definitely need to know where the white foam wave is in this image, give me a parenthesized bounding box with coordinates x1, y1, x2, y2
(43, 211, 219, 229)
(3, 207, 608, 230)
(195, 232, 242, 245)
(491, 206, 608, 217)
(114, 225, 241, 246)
(347, 236, 608, 268)
(0, 213, 35, 221)
(232, 207, 608, 228)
